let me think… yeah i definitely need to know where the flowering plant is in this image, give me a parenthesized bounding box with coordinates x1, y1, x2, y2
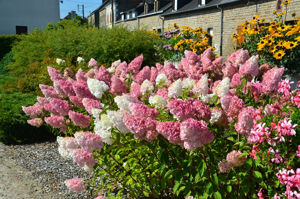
(23, 48, 299, 198)
(155, 23, 215, 62)
(232, 2, 300, 73)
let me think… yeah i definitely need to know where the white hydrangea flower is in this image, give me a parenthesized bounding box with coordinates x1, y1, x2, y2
(114, 94, 136, 111)
(91, 108, 102, 119)
(209, 109, 222, 124)
(140, 79, 154, 95)
(107, 66, 116, 73)
(155, 73, 168, 85)
(57, 136, 79, 159)
(94, 119, 113, 145)
(87, 78, 109, 99)
(214, 77, 230, 97)
(56, 58, 65, 65)
(168, 79, 182, 98)
(193, 74, 209, 96)
(182, 78, 196, 90)
(107, 110, 130, 133)
(77, 57, 84, 63)
(200, 93, 217, 104)
(149, 95, 167, 108)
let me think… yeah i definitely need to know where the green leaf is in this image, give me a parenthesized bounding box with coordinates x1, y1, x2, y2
(198, 161, 207, 177)
(254, 171, 262, 179)
(173, 181, 181, 193)
(214, 191, 222, 199)
(212, 173, 219, 186)
(227, 185, 232, 193)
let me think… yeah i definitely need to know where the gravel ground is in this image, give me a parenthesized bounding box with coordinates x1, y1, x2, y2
(0, 141, 93, 199)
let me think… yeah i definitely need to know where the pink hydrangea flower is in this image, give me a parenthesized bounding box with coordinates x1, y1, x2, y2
(74, 131, 103, 152)
(73, 80, 95, 99)
(235, 107, 255, 136)
(58, 79, 76, 96)
(156, 121, 182, 145)
(180, 118, 214, 150)
(27, 118, 43, 127)
(47, 66, 64, 82)
(110, 75, 127, 95)
(96, 66, 111, 86)
(150, 67, 158, 83)
(69, 96, 84, 108)
(130, 82, 142, 98)
(135, 66, 151, 84)
(37, 97, 49, 106)
(75, 68, 87, 82)
(168, 99, 194, 121)
(94, 196, 105, 199)
(72, 148, 96, 168)
(65, 178, 85, 193)
(82, 98, 103, 115)
(22, 103, 43, 118)
(44, 103, 60, 115)
(185, 50, 199, 65)
(68, 111, 90, 128)
(218, 160, 233, 173)
(123, 115, 157, 141)
(226, 150, 246, 167)
(50, 98, 72, 116)
(39, 84, 60, 98)
(88, 58, 98, 68)
(127, 55, 143, 74)
(226, 48, 250, 67)
(222, 61, 238, 78)
(115, 61, 127, 77)
(230, 73, 242, 87)
(225, 95, 245, 122)
(44, 115, 66, 128)
(262, 67, 284, 94)
(239, 55, 259, 77)
(192, 99, 211, 120)
(129, 103, 158, 118)
(85, 68, 97, 79)
(156, 88, 169, 99)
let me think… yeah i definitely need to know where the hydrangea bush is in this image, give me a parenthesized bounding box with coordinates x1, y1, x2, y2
(23, 48, 299, 198)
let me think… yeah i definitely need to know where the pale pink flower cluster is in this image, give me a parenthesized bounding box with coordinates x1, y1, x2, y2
(235, 107, 255, 136)
(22, 103, 43, 118)
(218, 160, 233, 173)
(68, 111, 90, 128)
(262, 67, 284, 94)
(74, 131, 103, 152)
(180, 118, 214, 150)
(226, 150, 246, 167)
(64, 177, 85, 193)
(156, 121, 182, 145)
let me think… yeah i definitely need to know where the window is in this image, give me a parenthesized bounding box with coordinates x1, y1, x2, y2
(16, 26, 28, 34)
(154, 0, 159, 12)
(207, 28, 213, 46)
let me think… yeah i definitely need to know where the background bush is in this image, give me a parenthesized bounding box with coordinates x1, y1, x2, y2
(7, 19, 159, 94)
(0, 92, 56, 144)
(0, 35, 19, 60)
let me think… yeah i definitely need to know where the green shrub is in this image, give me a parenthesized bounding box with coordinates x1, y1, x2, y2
(0, 92, 56, 144)
(0, 35, 19, 60)
(0, 51, 14, 75)
(8, 19, 159, 78)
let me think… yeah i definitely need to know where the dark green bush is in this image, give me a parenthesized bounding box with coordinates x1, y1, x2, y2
(0, 92, 56, 144)
(0, 51, 14, 75)
(0, 35, 19, 60)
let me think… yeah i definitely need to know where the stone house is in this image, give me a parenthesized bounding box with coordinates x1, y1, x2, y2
(88, 0, 300, 56)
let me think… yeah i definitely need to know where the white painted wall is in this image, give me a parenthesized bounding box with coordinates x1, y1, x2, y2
(0, 0, 60, 34)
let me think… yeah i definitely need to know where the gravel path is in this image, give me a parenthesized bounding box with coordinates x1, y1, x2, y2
(0, 142, 92, 199)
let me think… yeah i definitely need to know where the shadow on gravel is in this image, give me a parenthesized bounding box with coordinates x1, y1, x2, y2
(0, 124, 56, 145)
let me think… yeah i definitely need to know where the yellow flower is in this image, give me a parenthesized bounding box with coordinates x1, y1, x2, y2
(174, 44, 178, 50)
(286, 26, 300, 36)
(277, 11, 286, 16)
(281, 0, 291, 6)
(192, 48, 197, 53)
(257, 39, 267, 47)
(190, 44, 196, 49)
(186, 39, 192, 44)
(283, 41, 298, 49)
(266, 37, 275, 46)
(273, 50, 285, 59)
(295, 36, 300, 42)
(277, 40, 284, 47)
(202, 37, 209, 43)
(178, 46, 184, 51)
(269, 45, 277, 53)
(173, 23, 179, 29)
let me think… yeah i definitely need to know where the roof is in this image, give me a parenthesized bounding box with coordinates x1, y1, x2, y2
(162, 0, 242, 16)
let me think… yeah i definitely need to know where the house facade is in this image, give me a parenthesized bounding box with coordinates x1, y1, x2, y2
(88, 0, 300, 56)
(0, 0, 60, 34)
